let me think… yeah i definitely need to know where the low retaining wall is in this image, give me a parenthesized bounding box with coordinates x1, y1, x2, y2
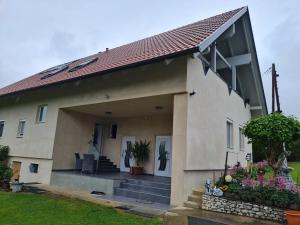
(202, 194, 285, 223)
(50, 172, 122, 195)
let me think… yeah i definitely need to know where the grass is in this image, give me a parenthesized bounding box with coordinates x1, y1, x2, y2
(0, 192, 162, 225)
(289, 161, 300, 185)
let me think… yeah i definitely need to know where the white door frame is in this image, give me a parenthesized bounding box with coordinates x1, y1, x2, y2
(120, 136, 135, 172)
(94, 124, 103, 156)
(154, 136, 172, 177)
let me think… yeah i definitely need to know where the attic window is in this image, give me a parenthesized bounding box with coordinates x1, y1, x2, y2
(40, 64, 69, 80)
(68, 57, 98, 72)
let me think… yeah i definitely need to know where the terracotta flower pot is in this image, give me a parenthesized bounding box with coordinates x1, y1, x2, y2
(286, 210, 300, 225)
(130, 166, 144, 175)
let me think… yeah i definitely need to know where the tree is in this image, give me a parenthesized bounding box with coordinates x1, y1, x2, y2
(244, 113, 300, 174)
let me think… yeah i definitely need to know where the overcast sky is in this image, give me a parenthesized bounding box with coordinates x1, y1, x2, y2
(0, 0, 299, 118)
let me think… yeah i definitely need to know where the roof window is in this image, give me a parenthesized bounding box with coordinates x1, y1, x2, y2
(68, 57, 98, 72)
(40, 64, 69, 80)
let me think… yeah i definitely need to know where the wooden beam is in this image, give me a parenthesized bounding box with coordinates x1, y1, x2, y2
(217, 53, 251, 70)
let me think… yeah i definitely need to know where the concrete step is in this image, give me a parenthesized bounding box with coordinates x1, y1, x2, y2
(188, 194, 202, 204)
(114, 187, 170, 204)
(192, 187, 205, 197)
(184, 201, 200, 209)
(97, 167, 120, 173)
(120, 182, 171, 196)
(125, 178, 171, 190)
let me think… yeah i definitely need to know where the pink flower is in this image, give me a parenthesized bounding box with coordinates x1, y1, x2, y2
(256, 161, 269, 168)
(242, 178, 258, 188)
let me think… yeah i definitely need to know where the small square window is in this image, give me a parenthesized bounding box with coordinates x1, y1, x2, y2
(0, 121, 4, 138)
(37, 105, 48, 123)
(17, 120, 26, 137)
(239, 127, 245, 151)
(226, 120, 233, 149)
(29, 163, 39, 173)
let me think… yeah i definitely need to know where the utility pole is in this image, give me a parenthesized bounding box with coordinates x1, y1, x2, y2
(271, 63, 281, 113)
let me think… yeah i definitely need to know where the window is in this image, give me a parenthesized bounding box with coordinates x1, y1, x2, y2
(0, 121, 4, 138)
(40, 64, 69, 80)
(239, 127, 245, 151)
(226, 120, 233, 149)
(37, 105, 48, 123)
(29, 163, 39, 173)
(17, 120, 26, 137)
(68, 57, 98, 72)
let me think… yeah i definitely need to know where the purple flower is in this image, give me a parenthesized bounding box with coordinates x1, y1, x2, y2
(242, 178, 258, 188)
(256, 161, 269, 168)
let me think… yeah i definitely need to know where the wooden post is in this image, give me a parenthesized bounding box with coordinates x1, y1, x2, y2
(223, 151, 229, 184)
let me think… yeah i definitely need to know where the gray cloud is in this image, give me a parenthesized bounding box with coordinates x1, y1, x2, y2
(0, 0, 299, 118)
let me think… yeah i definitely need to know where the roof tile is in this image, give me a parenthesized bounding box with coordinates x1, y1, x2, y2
(0, 8, 243, 96)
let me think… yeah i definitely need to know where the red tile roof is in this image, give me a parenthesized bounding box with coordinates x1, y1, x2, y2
(0, 8, 244, 97)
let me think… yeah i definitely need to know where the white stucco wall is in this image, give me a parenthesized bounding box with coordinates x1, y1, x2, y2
(170, 56, 252, 205)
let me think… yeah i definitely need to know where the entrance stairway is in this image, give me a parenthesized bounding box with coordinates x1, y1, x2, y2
(97, 156, 120, 173)
(114, 177, 171, 205)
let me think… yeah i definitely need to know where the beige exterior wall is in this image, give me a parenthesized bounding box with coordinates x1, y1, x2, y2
(102, 114, 173, 174)
(0, 57, 186, 184)
(52, 110, 102, 170)
(170, 56, 252, 205)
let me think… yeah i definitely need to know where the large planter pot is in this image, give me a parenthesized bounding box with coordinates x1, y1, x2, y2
(286, 210, 300, 225)
(10, 182, 23, 193)
(130, 166, 144, 175)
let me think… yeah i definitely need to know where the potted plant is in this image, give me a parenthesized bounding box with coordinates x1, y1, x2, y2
(10, 180, 24, 192)
(131, 140, 150, 175)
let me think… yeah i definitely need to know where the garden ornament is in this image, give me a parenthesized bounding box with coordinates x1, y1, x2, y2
(225, 175, 232, 183)
(275, 144, 293, 181)
(212, 186, 223, 197)
(205, 178, 212, 195)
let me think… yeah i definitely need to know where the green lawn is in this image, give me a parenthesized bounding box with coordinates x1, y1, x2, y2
(0, 192, 162, 225)
(289, 161, 300, 185)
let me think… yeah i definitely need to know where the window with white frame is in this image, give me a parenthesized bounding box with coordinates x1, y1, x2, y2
(226, 120, 233, 149)
(239, 127, 245, 150)
(0, 121, 4, 138)
(37, 105, 47, 123)
(17, 120, 26, 137)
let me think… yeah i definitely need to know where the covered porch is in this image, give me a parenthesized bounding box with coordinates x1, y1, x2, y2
(50, 94, 177, 205)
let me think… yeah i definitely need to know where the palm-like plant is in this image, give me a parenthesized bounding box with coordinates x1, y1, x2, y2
(132, 140, 150, 167)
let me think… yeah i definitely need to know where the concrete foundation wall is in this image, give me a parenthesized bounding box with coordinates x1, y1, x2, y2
(8, 156, 53, 184)
(50, 172, 121, 195)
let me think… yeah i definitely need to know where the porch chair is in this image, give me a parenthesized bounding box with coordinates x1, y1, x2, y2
(75, 153, 83, 171)
(82, 154, 95, 174)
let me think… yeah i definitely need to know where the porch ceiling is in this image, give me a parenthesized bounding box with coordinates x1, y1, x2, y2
(64, 95, 173, 118)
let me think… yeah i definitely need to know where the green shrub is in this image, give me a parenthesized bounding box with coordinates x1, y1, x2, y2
(0, 145, 9, 162)
(0, 164, 12, 181)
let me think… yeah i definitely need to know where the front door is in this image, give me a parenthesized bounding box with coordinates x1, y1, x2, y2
(120, 136, 135, 172)
(11, 161, 21, 181)
(154, 136, 172, 177)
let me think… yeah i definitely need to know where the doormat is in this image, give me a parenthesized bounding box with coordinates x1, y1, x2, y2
(188, 217, 227, 225)
(90, 191, 105, 196)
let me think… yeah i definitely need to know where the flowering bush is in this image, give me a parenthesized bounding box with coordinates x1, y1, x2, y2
(216, 161, 300, 209)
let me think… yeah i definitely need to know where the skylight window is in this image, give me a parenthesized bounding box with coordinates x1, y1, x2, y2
(40, 64, 69, 80)
(68, 57, 98, 72)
